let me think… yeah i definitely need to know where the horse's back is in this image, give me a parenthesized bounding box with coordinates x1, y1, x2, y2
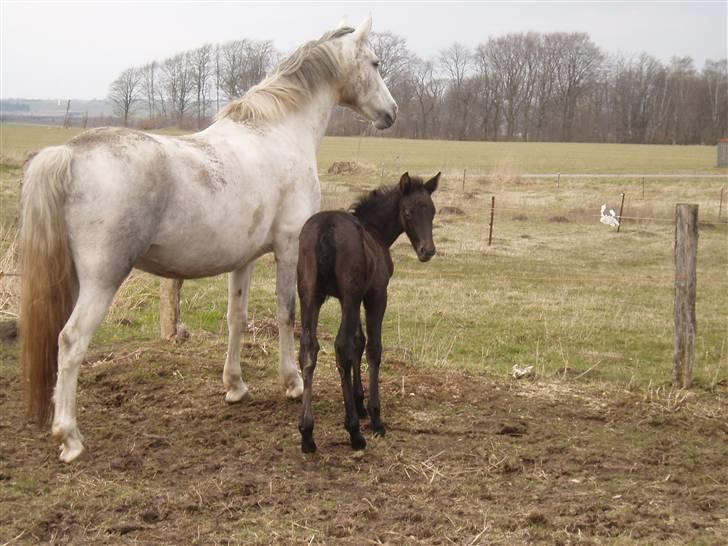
(61, 125, 282, 278)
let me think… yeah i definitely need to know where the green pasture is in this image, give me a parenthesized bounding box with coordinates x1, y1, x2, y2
(1, 123, 726, 388)
(2, 122, 727, 174)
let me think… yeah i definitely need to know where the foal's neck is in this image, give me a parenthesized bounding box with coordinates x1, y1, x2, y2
(355, 192, 403, 248)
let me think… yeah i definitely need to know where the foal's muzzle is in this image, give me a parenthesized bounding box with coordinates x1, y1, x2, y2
(417, 246, 436, 262)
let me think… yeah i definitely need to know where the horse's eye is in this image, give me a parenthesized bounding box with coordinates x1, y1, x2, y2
(372, 61, 380, 70)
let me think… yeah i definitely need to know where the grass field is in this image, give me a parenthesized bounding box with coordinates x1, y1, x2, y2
(1, 123, 727, 544)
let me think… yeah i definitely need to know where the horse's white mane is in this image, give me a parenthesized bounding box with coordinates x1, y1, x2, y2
(216, 27, 355, 124)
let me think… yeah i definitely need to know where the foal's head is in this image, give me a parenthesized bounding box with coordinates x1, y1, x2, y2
(398, 172, 440, 262)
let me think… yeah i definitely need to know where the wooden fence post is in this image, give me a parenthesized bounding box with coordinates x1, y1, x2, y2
(488, 196, 495, 246)
(616, 192, 626, 233)
(462, 169, 467, 192)
(673, 204, 698, 388)
(160, 278, 188, 343)
(719, 186, 724, 221)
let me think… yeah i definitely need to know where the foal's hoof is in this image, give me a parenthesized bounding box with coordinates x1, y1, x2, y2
(351, 435, 367, 451)
(356, 403, 368, 419)
(373, 424, 386, 438)
(301, 438, 317, 454)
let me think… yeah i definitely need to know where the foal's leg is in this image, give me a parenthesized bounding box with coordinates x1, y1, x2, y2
(53, 283, 118, 462)
(352, 320, 367, 419)
(336, 299, 366, 450)
(274, 239, 304, 398)
(223, 263, 254, 402)
(364, 292, 387, 437)
(298, 296, 322, 453)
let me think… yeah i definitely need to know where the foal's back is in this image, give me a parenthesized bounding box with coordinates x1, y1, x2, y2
(297, 211, 387, 303)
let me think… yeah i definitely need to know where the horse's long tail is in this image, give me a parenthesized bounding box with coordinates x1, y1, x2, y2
(19, 146, 76, 424)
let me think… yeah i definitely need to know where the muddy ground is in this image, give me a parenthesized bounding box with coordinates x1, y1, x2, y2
(1, 329, 727, 545)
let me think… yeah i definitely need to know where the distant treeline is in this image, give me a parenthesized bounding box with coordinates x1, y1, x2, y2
(108, 30, 728, 144)
(0, 101, 31, 113)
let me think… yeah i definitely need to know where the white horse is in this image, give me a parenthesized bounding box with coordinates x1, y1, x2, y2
(19, 17, 397, 462)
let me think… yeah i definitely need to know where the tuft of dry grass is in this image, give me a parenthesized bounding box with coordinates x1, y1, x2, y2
(0, 224, 19, 319)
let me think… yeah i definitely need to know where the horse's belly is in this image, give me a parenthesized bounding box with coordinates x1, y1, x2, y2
(134, 235, 270, 279)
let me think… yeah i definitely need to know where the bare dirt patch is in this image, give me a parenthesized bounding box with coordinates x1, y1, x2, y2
(1, 336, 726, 544)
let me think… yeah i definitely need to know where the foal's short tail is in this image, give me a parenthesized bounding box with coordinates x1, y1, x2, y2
(19, 146, 77, 424)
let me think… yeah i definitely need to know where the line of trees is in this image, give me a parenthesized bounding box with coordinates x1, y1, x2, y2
(108, 30, 728, 144)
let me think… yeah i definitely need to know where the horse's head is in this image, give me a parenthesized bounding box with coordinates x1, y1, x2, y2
(398, 172, 440, 262)
(336, 17, 398, 130)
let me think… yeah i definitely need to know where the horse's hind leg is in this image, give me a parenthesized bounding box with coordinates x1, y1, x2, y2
(352, 320, 367, 418)
(298, 294, 322, 453)
(53, 283, 118, 462)
(274, 239, 304, 398)
(336, 299, 366, 450)
(364, 291, 387, 437)
(223, 263, 254, 403)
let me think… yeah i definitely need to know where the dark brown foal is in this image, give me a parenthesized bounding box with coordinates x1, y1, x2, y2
(296, 172, 440, 452)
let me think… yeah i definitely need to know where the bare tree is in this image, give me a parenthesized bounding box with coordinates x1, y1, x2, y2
(108, 67, 142, 126)
(551, 32, 602, 141)
(140, 62, 157, 120)
(161, 53, 195, 124)
(369, 31, 411, 84)
(439, 43, 473, 139)
(413, 58, 443, 139)
(473, 44, 501, 140)
(220, 39, 277, 100)
(191, 44, 214, 127)
(702, 59, 728, 142)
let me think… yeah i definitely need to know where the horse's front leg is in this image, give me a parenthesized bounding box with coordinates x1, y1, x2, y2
(275, 238, 304, 398)
(223, 263, 254, 403)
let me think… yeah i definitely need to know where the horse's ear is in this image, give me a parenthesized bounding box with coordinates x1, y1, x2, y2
(425, 172, 441, 194)
(336, 17, 349, 29)
(353, 15, 372, 43)
(399, 172, 411, 194)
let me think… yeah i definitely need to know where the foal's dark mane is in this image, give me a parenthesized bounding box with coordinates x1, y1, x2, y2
(350, 176, 426, 222)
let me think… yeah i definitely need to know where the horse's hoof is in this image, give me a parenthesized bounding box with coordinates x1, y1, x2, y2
(225, 384, 249, 403)
(58, 438, 84, 463)
(373, 424, 386, 438)
(301, 439, 317, 454)
(351, 435, 367, 451)
(285, 376, 304, 399)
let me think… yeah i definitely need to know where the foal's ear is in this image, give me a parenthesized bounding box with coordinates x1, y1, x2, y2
(399, 172, 411, 194)
(425, 172, 441, 194)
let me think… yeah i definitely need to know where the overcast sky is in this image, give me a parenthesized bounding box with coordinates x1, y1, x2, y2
(2, 1, 726, 100)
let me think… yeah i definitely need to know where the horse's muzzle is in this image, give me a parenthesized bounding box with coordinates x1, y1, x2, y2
(374, 104, 397, 130)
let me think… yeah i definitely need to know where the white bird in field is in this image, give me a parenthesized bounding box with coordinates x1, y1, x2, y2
(600, 204, 620, 228)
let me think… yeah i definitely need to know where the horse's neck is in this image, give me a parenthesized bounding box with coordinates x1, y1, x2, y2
(207, 87, 337, 156)
(280, 87, 338, 151)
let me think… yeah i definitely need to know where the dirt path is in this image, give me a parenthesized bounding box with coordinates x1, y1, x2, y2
(1, 336, 727, 545)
